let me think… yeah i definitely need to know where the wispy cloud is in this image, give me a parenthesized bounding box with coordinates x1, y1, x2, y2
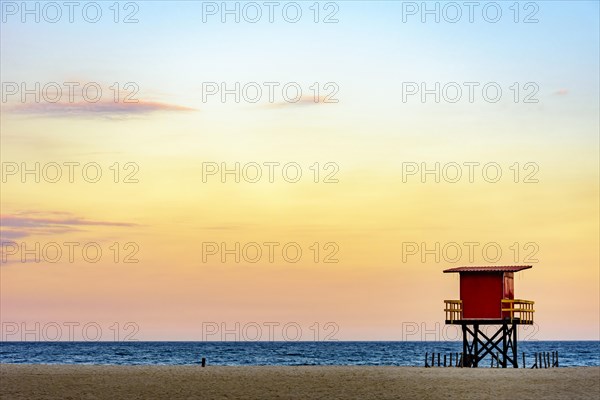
(5, 100, 197, 118)
(263, 96, 338, 109)
(0, 212, 138, 241)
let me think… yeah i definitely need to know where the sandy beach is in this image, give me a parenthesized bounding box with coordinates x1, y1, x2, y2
(1, 365, 598, 400)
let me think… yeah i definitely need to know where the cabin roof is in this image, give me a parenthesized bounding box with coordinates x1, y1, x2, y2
(443, 265, 532, 273)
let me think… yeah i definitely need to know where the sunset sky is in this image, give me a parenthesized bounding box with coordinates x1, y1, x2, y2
(1, 1, 598, 341)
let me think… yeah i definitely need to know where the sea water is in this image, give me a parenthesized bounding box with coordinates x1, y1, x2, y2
(1, 341, 598, 367)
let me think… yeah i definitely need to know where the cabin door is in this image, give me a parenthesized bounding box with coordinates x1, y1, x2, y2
(502, 273, 514, 318)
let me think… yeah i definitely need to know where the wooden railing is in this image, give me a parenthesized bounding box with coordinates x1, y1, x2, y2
(501, 299, 535, 323)
(444, 299, 534, 323)
(444, 300, 462, 322)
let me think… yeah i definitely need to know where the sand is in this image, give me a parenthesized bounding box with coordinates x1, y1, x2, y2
(1, 364, 598, 400)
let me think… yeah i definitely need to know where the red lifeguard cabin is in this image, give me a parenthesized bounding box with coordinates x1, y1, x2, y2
(443, 265, 535, 368)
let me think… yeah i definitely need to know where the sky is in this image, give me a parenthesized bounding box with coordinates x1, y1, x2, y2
(0, 1, 598, 341)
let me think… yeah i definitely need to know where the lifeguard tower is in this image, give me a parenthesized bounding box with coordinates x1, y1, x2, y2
(444, 265, 534, 368)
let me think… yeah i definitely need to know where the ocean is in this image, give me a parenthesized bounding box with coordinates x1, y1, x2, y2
(1, 341, 598, 367)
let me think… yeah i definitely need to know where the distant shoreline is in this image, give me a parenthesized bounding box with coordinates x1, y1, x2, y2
(2, 365, 599, 400)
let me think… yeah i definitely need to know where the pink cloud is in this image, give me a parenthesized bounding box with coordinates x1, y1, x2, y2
(5, 100, 197, 117)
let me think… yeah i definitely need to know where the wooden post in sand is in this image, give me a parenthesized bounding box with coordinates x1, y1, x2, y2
(444, 354, 447, 367)
(449, 353, 453, 367)
(431, 352, 435, 367)
(425, 352, 429, 367)
(201, 357, 206, 367)
(437, 353, 440, 367)
(522, 352, 525, 368)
